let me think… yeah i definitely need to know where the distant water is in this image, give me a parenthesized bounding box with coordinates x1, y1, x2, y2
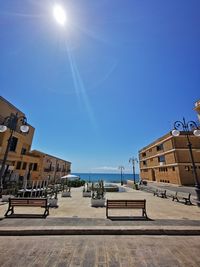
(73, 173, 140, 183)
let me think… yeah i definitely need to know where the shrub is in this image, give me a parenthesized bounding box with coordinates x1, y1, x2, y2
(67, 179, 85, 187)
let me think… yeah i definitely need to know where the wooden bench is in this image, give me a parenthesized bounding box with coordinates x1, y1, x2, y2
(172, 192, 192, 205)
(153, 189, 167, 198)
(106, 199, 148, 219)
(4, 198, 49, 217)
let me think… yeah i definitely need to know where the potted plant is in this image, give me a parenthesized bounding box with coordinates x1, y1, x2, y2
(2, 194, 15, 202)
(91, 180, 106, 207)
(83, 182, 91, 197)
(48, 186, 58, 207)
(1, 187, 15, 202)
(61, 181, 71, 197)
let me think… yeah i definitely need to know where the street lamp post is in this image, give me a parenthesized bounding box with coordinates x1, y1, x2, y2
(0, 113, 29, 193)
(118, 166, 125, 185)
(172, 117, 200, 207)
(129, 157, 138, 184)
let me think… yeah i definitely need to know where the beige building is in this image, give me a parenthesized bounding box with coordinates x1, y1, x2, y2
(0, 96, 71, 184)
(139, 132, 200, 185)
(30, 150, 71, 184)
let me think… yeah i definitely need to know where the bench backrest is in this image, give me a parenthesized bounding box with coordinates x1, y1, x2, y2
(177, 192, 191, 198)
(9, 198, 47, 207)
(107, 199, 146, 209)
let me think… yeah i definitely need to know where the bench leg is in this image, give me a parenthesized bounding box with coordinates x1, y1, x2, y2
(172, 197, 179, 202)
(142, 209, 148, 219)
(5, 206, 14, 217)
(106, 207, 108, 218)
(43, 206, 49, 217)
(185, 199, 192, 205)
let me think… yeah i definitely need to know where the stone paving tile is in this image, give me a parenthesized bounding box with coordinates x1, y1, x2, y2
(0, 235, 200, 267)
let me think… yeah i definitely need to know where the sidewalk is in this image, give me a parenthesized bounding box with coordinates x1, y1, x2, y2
(0, 186, 199, 235)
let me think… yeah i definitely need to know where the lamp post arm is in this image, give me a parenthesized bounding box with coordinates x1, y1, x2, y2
(186, 120, 199, 131)
(174, 120, 185, 131)
(174, 118, 198, 132)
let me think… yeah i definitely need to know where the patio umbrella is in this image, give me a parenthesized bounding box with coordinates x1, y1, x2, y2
(61, 174, 80, 180)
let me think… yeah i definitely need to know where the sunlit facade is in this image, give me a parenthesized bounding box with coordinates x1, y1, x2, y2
(0, 96, 71, 184)
(139, 132, 200, 185)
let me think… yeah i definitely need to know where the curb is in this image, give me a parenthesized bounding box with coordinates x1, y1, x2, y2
(0, 227, 200, 236)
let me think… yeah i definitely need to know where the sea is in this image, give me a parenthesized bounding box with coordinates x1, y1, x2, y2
(73, 173, 140, 183)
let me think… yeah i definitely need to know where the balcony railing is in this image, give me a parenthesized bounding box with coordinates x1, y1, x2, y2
(44, 167, 54, 172)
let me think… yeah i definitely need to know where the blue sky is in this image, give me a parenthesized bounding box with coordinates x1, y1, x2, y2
(0, 0, 199, 173)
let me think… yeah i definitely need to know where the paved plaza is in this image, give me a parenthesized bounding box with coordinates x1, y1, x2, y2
(0, 185, 200, 266)
(0, 185, 200, 234)
(0, 235, 200, 267)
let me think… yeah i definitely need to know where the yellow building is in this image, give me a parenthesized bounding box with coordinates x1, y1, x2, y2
(0, 96, 71, 185)
(139, 132, 200, 185)
(30, 150, 71, 184)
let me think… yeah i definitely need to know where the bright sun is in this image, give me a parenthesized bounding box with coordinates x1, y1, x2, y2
(53, 4, 67, 26)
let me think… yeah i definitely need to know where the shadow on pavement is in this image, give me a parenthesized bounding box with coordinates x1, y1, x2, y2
(107, 216, 153, 221)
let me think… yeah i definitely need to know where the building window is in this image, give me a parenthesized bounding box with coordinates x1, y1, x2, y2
(156, 144, 164, 151)
(9, 137, 18, 152)
(16, 161, 22, 170)
(22, 162, 27, 170)
(56, 164, 59, 171)
(143, 161, 146, 166)
(172, 166, 175, 171)
(33, 163, 38, 171)
(158, 155, 165, 163)
(149, 148, 152, 152)
(49, 162, 52, 171)
(21, 147, 26, 155)
(159, 167, 168, 172)
(142, 152, 146, 157)
(29, 163, 33, 170)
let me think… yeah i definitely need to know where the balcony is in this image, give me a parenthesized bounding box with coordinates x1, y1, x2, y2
(44, 167, 54, 172)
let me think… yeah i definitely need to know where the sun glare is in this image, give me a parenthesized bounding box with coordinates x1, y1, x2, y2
(53, 4, 67, 26)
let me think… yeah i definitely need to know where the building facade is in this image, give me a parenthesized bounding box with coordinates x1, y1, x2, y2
(0, 96, 71, 184)
(30, 150, 71, 184)
(139, 132, 200, 185)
